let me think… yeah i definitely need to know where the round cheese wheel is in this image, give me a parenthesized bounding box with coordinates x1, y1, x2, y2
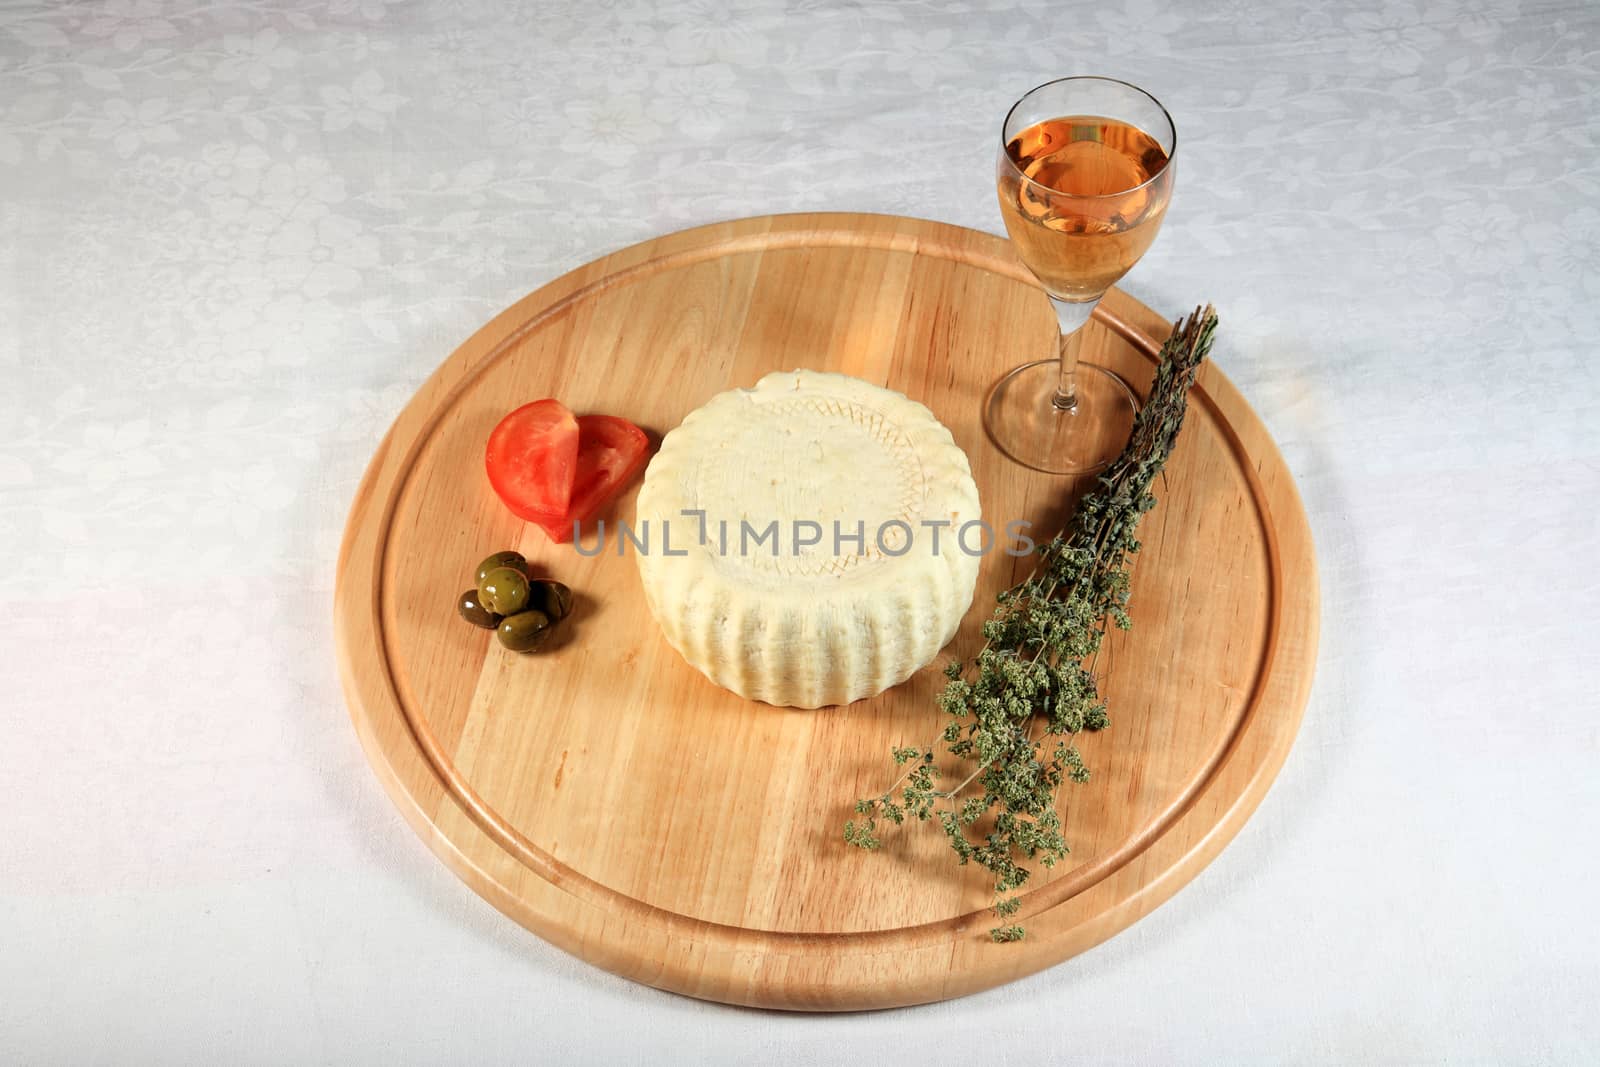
(634, 370, 981, 708)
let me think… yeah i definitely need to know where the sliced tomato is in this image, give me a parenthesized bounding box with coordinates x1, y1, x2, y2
(531, 415, 652, 543)
(484, 399, 580, 522)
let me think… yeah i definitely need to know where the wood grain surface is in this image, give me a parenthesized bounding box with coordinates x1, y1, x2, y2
(333, 213, 1318, 1011)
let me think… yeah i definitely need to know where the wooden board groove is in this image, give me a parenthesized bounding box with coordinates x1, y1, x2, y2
(334, 212, 1317, 1010)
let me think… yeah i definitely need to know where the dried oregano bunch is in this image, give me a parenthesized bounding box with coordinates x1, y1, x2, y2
(845, 306, 1219, 942)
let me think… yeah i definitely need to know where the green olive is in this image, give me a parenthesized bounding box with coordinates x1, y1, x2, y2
(456, 588, 502, 630)
(474, 550, 528, 587)
(497, 609, 552, 652)
(478, 566, 531, 615)
(529, 580, 573, 623)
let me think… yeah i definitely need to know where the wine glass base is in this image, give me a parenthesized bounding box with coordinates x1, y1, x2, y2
(983, 360, 1139, 474)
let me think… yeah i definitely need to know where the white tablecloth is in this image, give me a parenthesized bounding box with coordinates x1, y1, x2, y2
(4, 1, 1597, 1062)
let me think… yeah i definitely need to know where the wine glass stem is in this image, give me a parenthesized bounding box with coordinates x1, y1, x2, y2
(1050, 296, 1099, 413)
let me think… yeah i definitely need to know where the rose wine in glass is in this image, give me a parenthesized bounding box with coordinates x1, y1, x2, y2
(988, 78, 1176, 474)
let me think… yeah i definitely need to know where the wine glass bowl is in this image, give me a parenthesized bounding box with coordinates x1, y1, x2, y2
(986, 77, 1177, 474)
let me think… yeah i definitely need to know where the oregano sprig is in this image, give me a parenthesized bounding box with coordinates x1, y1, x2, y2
(845, 306, 1219, 941)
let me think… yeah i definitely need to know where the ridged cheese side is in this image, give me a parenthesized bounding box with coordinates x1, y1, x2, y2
(635, 370, 981, 709)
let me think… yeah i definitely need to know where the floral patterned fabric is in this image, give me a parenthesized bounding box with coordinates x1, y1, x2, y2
(2, 0, 1596, 1061)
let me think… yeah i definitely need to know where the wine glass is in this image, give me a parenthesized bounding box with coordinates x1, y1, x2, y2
(987, 77, 1177, 474)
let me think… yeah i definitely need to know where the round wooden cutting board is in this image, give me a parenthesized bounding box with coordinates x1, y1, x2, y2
(334, 213, 1318, 1011)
